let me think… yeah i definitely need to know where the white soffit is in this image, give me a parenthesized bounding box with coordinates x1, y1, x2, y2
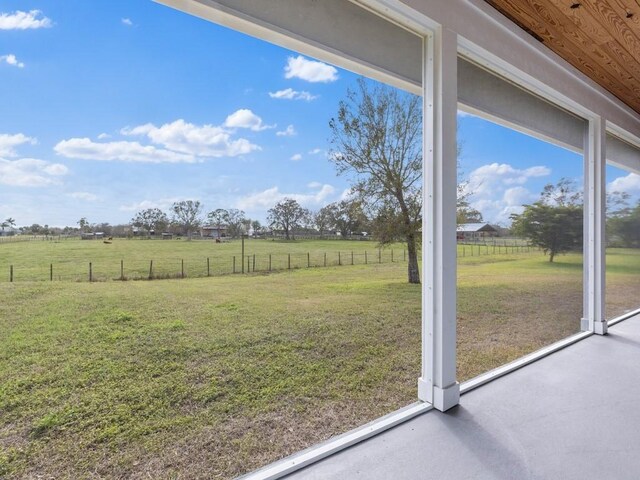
(607, 134, 640, 175)
(458, 58, 586, 153)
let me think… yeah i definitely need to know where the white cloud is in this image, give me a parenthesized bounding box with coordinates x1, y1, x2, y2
(308, 148, 323, 155)
(0, 158, 68, 187)
(290, 153, 302, 161)
(69, 192, 99, 202)
(0, 54, 25, 68)
(224, 109, 274, 131)
(54, 138, 197, 164)
(97, 133, 110, 140)
(0, 10, 52, 30)
(0, 133, 36, 157)
(119, 197, 184, 212)
(121, 18, 133, 26)
(237, 184, 336, 210)
(268, 88, 318, 101)
(277, 125, 297, 137)
(284, 55, 338, 83)
(462, 162, 551, 224)
(608, 172, 640, 194)
(122, 119, 260, 157)
(464, 163, 551, 197)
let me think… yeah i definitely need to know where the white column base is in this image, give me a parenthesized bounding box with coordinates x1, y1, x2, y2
(417, 377, 431, 403)
(580, 318, 590, 332)
(433, 383, 460, 412)
(594, 321, 608, 335)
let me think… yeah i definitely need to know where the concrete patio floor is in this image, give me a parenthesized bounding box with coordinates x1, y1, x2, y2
(286, 315, 640, 480)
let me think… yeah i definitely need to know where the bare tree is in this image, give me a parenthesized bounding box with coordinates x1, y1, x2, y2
(172, 200, 203, 239)
(268, 198, 310, 240)
(329, 78, 422, 283)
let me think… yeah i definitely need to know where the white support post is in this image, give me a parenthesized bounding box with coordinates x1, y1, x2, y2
(584, 116, 607, 335)
(418, 26, 460, 412)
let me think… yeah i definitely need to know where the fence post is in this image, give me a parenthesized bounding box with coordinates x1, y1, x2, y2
(89, 262, 93, 282)
(404, 249, 406, 261)
(120, 260, 124, 280)
(391, 249, 394, 262)
(288, 253, 291, 270)
(247, 256, 250, 273)
(207, 257, 210, 277)
(181, 259, 185, 278)
(379, 249, 382, 263)
(253, 254, 256, 272)
(233, 256, 236, 274)
(149, 260, 153, 280)
(50, 263, 53, 281)
(324, 252, 327, 267)
(307, 252, 310, 268)
(269, 254, 272, 271)
(365, 251, 368, 264)
(351, 251, 354, 265)
(338, 252, 342, 266)
(10, 265, 13, 282)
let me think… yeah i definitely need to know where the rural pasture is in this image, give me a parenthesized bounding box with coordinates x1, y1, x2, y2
(0, 238, 639, 478)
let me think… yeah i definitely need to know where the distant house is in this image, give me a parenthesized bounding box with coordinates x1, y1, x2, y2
(457, 223, 498, 241)
(81, 232, 105, 240)
(201, 225, 228, 239)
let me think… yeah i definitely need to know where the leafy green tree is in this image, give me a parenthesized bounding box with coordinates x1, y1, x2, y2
(314, 206, 335, 237)
(268, 198, 310, 240)
(226, 209, 247, 238)
(608, 199, 640, 248)
(510, 179, 583, 262)
(329, 79, 422, 283)
(322, 200, 369, 237)
(77, 217, 90, 232)
(206, 208, 230, 238)
(250, 219, 262, 235)
(131, 208, 169, 235)
(172, 200, 203, 239)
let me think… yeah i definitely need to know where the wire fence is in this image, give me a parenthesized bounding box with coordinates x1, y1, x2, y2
(2, 249, 410, 283)
(457, 242, 540, 257)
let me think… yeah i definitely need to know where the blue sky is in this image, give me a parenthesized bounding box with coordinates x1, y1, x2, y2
(1, 1, 639, 228)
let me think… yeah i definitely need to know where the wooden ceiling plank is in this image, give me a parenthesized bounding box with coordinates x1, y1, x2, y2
(487, 0, 640, 113)
(494, 0, 640, 98)
(606, 0, 640, 33)
(580, 1, 640, 63)
(545, 0, 612, 44)
(544, 0, 640, 83)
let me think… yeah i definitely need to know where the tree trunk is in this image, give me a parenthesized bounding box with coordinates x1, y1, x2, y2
(406, 232, 420, 284)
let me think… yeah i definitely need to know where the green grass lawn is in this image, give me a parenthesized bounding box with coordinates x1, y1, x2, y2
(1, 240, 639, 478)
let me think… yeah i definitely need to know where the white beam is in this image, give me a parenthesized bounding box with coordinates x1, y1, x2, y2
(584, 117, 607, 335)
(606, 133, 640, 175)
(419, 26, 459, 412)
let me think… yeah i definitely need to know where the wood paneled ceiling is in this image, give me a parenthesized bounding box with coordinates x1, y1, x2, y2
(485, 0, 640, 114)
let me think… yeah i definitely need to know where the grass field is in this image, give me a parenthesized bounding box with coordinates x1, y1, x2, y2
(0, 237, 409, 281)
(1, 240, 639, 478)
